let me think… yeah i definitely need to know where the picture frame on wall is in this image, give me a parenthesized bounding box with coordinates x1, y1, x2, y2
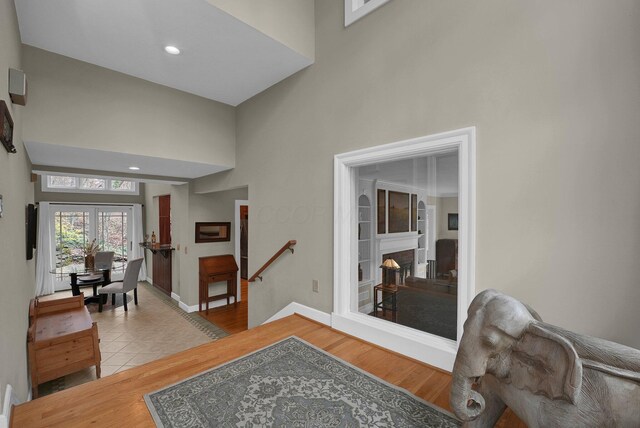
(448, 213, 459, 231)
(388, 191, 410, 233)
(0, 100, 16, 153)
(195, 222, 231, 243)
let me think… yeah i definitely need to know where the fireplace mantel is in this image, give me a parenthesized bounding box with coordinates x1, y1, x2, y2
(377, 233, 419, 254)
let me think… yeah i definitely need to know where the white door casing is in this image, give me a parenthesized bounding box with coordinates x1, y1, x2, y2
(332, 127, 476, 371)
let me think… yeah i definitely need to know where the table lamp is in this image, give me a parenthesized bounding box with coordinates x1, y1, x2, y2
(380, 258, 400, 286)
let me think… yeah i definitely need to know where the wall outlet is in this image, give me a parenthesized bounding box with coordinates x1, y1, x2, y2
(312, 279, 319, 293)
(176, 244, 180, 251)
(184, 246, 188, 254)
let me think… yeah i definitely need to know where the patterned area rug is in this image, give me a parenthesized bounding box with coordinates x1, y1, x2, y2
(145, 337, 461, 427)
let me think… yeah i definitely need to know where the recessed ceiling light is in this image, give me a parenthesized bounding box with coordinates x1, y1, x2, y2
(164, 45, 181, 55)
(128, 166, 140, 171)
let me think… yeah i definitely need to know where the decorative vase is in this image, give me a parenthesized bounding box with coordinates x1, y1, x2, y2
(85, 255, 95, 271)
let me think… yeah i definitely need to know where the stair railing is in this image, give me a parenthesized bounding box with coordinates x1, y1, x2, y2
(248, 240, 297, 282)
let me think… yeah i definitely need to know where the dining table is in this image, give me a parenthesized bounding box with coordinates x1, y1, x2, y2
(50, 267, 111, 305)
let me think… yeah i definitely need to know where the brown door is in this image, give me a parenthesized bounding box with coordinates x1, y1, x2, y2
(240, 205, 248, 279)
(153, 195, 172, 295)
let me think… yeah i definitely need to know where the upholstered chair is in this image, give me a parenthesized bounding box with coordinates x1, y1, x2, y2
(94, 251, 115, 271)
(98, 258, 144, 312)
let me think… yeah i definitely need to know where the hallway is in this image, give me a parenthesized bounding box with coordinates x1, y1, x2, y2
(198, 279, 249, 334)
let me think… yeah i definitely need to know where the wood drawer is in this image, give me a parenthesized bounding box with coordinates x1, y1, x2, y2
(36, 336, 94, 371)
(207, 273, 233, 283)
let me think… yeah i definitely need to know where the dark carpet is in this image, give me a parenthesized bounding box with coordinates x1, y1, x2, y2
(396, 287, 458, 340)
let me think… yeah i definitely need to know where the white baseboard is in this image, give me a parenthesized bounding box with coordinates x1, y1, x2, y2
(331, 312, 456, 372)
(145, 277, 153, 285)
(170, 292, 180, 302)
(261, 302, 456, 372)
(263, 302, 331, 326)
(0, 384, 19, 428)
(178, 298, 232, 314)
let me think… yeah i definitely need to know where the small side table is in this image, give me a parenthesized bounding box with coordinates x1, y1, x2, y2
(70, 270, 111, 305)
(373, 283, 399, 322)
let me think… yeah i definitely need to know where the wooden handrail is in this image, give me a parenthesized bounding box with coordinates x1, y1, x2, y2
(248, 240, 297, 282)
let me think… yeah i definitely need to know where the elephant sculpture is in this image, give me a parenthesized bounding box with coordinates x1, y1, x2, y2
(450, 289, 640, 427)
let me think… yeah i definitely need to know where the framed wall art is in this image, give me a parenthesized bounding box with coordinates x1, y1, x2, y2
(195, 222, 231, 243)
(0, 100, 16, 153)
(448, 213, 459, 231)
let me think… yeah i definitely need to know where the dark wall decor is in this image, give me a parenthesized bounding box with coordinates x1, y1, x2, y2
(26, 204, 37, 260)
(195, 222, 231, 243)
(448, 213, 459, 231)
(388, 191, 410, 233)
(377, 189, 386, 234)
(0, 100, 16, 153)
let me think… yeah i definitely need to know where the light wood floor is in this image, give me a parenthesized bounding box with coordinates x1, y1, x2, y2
(198, 280, 249, 334)
(12, 314, 524, 427)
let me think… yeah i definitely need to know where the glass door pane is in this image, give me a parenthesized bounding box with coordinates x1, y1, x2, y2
(97, 208, 132, 279)
(53, 210, 92, 290)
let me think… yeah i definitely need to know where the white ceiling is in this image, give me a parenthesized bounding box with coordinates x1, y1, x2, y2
(14, 0, 313, 106)
(25, 141, 230, 180)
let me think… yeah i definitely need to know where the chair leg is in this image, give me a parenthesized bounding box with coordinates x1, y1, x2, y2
(112, 294, 115, 305)
(98, 297, 103, 312)
(123, 293, 128, 311)
(134, 288, 138, 305)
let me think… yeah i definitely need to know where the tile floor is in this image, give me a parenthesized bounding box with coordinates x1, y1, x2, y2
(38, 283, 217, 396)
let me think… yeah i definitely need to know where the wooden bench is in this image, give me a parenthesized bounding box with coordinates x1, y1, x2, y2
(27, 294, 101, 399)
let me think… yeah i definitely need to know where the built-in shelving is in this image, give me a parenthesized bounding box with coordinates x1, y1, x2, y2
(417, 201, 427, 264)
(358, 194, 373, 312)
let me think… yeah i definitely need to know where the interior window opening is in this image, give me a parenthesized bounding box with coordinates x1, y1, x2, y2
(356, 150, 459, 340)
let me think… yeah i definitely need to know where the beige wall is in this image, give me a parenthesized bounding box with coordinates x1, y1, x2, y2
(207, 0, 315, 60)
(437, 197, 459, 240)
(143, 182, 185, 298)
(184, 187, 248, 306)
(195, 0, 640, 348)
(0, 0, 36, 401)
(22, 46, 236, 168)
(144, 183, 247, 306)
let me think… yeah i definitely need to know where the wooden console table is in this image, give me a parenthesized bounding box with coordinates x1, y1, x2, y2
(199, 255, 238, 313)
(27, 294, 101, 398)
(140, 243, 174, 295)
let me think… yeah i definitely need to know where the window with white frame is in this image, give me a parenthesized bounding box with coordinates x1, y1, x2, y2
(43, 174, 138, 195)
(344, 0, 390, 26)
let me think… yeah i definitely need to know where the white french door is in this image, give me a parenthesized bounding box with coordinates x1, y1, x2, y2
(52, 205, 133, 291)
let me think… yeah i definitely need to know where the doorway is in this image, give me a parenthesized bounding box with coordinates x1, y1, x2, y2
(52, 204, 132, 291)
(234, 200, 249, 302)
(197, 199, 249, 334)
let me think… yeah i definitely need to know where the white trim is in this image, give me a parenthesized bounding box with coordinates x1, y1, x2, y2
(263, 302, 332, 326)
(0, 384, 19, 428)
(345, 0, 391, 26)
(331, 312, 456, 371)
(333, 127, 476, 371)
(234, 200, 249, 302)
(178, 301, 197, 313)
(178, 298, 231, 314)
(146, 277, 153, 285)
(170, 292, 180, 302)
